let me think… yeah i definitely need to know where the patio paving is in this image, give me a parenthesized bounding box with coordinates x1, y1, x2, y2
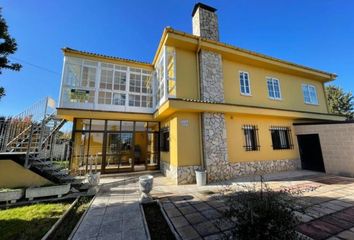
(70, 170, 354, 240)
(151, 171, 354, 240)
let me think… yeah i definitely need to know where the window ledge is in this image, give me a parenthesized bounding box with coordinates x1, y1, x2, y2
(240, 93, 252, 97)
(268, 97, 283, 101)
(304, 102, 319, 106)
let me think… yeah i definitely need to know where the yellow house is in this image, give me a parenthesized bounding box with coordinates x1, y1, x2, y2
(57, 3, 344, 184)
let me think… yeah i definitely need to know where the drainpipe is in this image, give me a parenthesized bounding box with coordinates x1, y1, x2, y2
(196, 38, 205, 170)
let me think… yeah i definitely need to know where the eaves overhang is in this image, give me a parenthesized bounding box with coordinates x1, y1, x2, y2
(156, 28, 337, 82)
(153, 98, 346, 121)
(62, 47, 154, 70)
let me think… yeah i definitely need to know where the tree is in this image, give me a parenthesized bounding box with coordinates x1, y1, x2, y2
(0, 7, 22, 99)
(326, 85, 354, 120)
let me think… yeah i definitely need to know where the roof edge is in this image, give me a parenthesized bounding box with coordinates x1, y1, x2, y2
(165, 28, 337, 80)
(62, 47, 153, 67)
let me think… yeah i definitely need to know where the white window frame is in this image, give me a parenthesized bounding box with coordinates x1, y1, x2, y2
(239, 71, 251, 96)
(266, 77, 282, 100)
(60, 56, 154, 113)
(302, 84, 319, 105)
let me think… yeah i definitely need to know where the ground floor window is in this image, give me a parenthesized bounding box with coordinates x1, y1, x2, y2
(270, 126, 293, 150)
(70, 119, 160, 175)
(160, 127, 170, 152)
(242, 125, 260, 151)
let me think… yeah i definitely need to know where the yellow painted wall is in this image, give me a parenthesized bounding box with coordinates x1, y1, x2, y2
(175, 112, 201, 166)
(175, 48, 199, 99)
(160, 112, 201, 167)
(223, 60, 328, 114)
(225, 114, 299, 163)
(0, 160, 52, 188)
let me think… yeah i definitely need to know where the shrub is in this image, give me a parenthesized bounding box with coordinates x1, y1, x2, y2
(222, 177, 301, 240)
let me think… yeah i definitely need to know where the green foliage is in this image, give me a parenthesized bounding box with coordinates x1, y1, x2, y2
(0, 7, 22, 100)
(326, 85, 354, 120)
(222, 179, 301, 240)
(0, 202, 70, 240)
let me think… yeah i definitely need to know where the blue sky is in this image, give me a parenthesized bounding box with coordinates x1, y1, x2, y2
(1, 0, 353, 116)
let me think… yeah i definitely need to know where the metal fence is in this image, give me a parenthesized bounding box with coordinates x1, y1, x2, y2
(0, 96, 57, 152)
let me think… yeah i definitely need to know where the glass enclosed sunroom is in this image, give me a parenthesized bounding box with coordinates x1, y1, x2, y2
(58, 47, 176, 175)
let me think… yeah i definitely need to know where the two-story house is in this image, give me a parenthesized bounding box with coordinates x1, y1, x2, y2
(57, 3, 344, 184)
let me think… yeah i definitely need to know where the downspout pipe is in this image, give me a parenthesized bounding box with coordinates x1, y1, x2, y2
(196, 38, 205, 171)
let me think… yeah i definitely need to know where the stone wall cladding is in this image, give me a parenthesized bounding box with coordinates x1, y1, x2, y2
(192, 7, 219, 41)
(199, 47, 228, 182)
(202, 112, 229, 182)
(199, 50, 224, 102)
(160, 161, 201, 184)
(295, 123, 354, 177)
(208, 159, 301, 182)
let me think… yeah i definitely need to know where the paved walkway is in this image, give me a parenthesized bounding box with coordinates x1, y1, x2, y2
(71, 176, 148, 240)
(71, 170, 354, 240)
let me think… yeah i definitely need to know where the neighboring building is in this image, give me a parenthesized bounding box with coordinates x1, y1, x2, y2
(57, 3, 344, 184)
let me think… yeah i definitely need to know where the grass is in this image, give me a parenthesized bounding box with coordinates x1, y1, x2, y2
(49, 196, 93, 240)
(0, 201, 72, 240)
(143, 202, 176, 240)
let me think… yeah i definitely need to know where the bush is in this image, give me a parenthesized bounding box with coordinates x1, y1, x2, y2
(222, 178, 301, 240)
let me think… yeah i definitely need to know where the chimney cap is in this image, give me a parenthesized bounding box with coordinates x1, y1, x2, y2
(192, 2, 217, 17)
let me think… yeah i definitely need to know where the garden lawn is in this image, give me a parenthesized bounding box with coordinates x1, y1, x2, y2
(0, 201, 71, 240)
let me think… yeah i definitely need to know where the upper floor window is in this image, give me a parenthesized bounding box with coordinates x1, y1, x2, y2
(242, 125, 260, 151)
(270, 126, 293, 150)
(302, 84, 318, 105)
(239, 71, 251, 95)
(267, 77, 281, 100)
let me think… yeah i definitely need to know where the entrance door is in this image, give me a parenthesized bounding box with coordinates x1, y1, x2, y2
(104, 132, 134, 172)
(297, 134, 325, 172)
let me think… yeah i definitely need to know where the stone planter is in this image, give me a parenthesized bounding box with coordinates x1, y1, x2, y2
(87, 172, 101, 195)
(25, 184, 71, 201)
(87, 172, 101, 186)
(0, 189, 24, 203)
(139, 175, 153, 203)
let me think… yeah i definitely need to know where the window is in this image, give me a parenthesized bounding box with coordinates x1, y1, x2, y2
(129, 73, 142, 93)
(302, 84, 318, 104)
(98, 91, 112, 104)
(112, 93, 125, 106)
(61, 56, 154, 111)
(82, 66, 96, 88)
(242, 125, 260, 151)
(267, 78, 281, 100)
(128, 94, 141, 107)
(270, 126, 293, 150)
(100, 69, 113, 89)
(160, 127, 170, 152)
(113, 71, 126, 91)
(239, 71, 251, 95)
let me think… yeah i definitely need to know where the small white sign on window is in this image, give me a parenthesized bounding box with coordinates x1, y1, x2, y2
(181, 119, 189, 127)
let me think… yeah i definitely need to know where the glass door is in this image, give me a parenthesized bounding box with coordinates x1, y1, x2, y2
(104, 132, 134, 172)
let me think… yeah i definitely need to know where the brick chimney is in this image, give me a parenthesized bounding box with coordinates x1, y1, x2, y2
(192, 3, 219, 41)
